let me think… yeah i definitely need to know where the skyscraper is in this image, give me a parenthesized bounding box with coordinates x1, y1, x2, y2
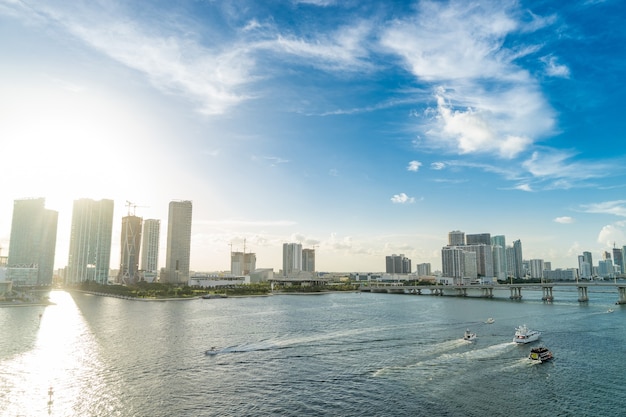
(464, 244, 494, 278)
(163, 200, 193, 284)
(282, 243, 302, 277)
(231, 252, 256, 275)
(385, 254, 411, 274)
(512, 239, 523, 279)
(612, 246, 623, 274)
(118, 215, 142, 285)
(442, 246, 465, 282)
(141, 219, 160, 281)
(466, 233, 491, 246)
(448, 230, 465, 246)
(7, 198, 58, 286)
(302, 248, 316, 272)
(67, 198, 114, 285)
(491, 235, 507, 281)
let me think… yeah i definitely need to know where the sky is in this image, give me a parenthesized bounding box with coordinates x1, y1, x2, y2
(1, 0, 626, 274)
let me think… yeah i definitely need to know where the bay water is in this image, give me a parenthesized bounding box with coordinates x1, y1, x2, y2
(1, 287, 624, 416)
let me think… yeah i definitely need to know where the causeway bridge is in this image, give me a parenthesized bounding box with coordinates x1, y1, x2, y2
(361, 282, 626, 304)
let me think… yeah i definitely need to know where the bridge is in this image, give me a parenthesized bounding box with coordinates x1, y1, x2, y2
(361, 282, 626, 304)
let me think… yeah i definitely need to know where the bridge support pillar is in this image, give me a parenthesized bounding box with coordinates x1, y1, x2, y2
(542, 286, 554, 301)
(455, 287, 467, 297)
(482, 287, 494, 298)
(509, 286, 522, 300)
(577, 286, 589, 302)
(617, 287, 626, 304)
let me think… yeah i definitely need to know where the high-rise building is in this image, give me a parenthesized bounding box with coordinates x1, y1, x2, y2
(512, 239, 523, 279)
(416, 263, 431, 277)
(612, 246, 623, 274)
(578, 255, 591, 279)
(491, 235, 506, 249)
(141, 219, 160, 279)
(67, 198, 114, 285)
(448, 230, 465, 246)
(464, 244, 494, 278)
(385, 254, 411, 274)
(441, 246, 465, 282)
(118, 215, 142, 285)
(582, 251, 593, 271)
(282, 243, 302, 276)
(302, 248, 315, 272)
(466, 233, 491, 246)
(231, 252, 256, 275)
(529, 259, 545, 279)
(7, 198, 58, 286)
(163, 200, 193, 284)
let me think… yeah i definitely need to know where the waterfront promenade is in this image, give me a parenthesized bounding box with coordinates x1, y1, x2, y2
(362, 281, 626, 304)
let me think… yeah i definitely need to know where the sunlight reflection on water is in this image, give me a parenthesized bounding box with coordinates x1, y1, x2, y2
(0, 291, 121, 417)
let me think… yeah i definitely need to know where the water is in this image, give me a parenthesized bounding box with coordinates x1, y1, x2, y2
(1, 288, 624, 416)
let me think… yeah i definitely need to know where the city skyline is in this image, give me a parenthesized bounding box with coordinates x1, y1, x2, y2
(2, 1, 626, 273)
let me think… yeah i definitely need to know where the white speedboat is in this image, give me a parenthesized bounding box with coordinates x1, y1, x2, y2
(485, 318, 495, 324)
(205, 347, 219, 355)
(513, 324, 540, 344)
(464, 329, 477, 342)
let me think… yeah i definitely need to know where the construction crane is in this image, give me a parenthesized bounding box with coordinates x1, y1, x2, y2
(125, 200, 149, 216)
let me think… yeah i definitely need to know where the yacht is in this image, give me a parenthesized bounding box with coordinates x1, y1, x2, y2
(513, 324, 540, 344)
(529, 346, 553, 363)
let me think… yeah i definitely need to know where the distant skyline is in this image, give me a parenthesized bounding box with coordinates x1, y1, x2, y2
(2, 0, 626, 273)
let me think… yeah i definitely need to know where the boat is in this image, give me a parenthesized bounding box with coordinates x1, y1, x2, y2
(463, 329, 477, 341)
(513, 324, 541, 344)
(529, 346, 553, 363)
(205, 347, 219, 355)
(607, 308, 614, 313)
(485, 318, 495, 324)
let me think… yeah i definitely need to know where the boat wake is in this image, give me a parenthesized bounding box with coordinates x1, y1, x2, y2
(373, 339, 512, 377)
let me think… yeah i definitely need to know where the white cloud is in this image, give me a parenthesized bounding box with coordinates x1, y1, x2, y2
(430, 162, 446, 170)
(380, 0, 557, 159)
(515, 184, 533, 192)
(391, 193, 415, 204)
(380, 1, 520, 81)
(554, 216, 574, 224)
(597, 224, 625, 248)
(407, 160, 422, 172)
(541, 55, 570, 78)
(581, 200, 626, 217)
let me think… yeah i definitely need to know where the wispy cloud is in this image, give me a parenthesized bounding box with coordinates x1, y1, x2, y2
(554, 216, 575, 224)
(407, 160, 422, 172)
(267, 21, 373, 72)
(391, 193, 415, 204)
(581, 200, 626, 217)
(4, 2, 257, 115)
(430, 162, 446, 170)
(522, 150, 612, 182)
(251, 155, 289, 166)
(515, 184, 533, 192)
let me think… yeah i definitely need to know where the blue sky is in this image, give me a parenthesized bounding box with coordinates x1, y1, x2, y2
(1, 0, 626, 273)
